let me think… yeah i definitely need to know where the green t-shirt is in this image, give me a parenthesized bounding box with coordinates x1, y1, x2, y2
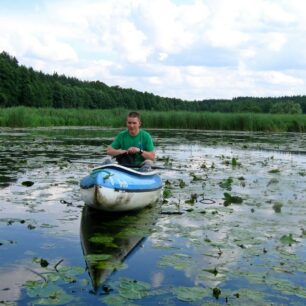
(111, 129, 154, 165)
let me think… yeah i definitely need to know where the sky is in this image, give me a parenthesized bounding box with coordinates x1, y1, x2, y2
(1, 0, 306, 101)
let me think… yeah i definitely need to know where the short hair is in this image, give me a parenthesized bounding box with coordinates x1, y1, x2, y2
(127, 111, 141, 120)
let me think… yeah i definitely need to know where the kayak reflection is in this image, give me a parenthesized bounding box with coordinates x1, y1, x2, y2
(80, 205, 160, 292)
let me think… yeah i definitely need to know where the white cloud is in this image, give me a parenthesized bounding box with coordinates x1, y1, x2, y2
(1, 0, 306, 100)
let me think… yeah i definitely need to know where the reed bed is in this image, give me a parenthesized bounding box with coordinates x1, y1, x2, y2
(0, 107, 305, 132)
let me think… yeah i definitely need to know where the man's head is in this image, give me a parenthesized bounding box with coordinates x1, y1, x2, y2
(126, 111, 141, 136)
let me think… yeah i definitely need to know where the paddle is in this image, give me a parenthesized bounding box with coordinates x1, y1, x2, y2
(67, 159, 182, 171)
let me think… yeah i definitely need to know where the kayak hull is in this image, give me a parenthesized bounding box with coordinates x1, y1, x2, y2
(80, 164, 162, 212)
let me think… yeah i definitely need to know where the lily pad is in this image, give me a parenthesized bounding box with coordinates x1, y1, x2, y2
(223, 192, 243, 206)
(158, 253, 192, 271)
(172, 286, 210, 302)
(280, 234, 298, 245)
(24, 281, 75, 305)
(118, 278, 151, 300)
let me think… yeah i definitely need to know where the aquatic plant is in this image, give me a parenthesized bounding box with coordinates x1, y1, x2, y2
(1, 107, 306, 132)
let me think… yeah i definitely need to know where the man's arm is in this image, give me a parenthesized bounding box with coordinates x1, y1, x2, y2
(140, 149, 155, 161)
(106, 146, 127, 157)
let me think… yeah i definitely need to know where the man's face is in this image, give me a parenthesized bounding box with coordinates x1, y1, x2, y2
(126, 116, 141, 136)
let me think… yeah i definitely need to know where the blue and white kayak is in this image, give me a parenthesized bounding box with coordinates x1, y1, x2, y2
(80, 164, 163, 212)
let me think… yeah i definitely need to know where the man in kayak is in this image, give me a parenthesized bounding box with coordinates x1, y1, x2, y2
(106, 111, 155, 171)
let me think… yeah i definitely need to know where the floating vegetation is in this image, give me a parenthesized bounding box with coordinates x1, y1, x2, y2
(1, 128, 306, 305)
(172, 286, 210, 302)
(185, 193, 197, 204)
(272, 201, 283, 213)
(118, 278, 151, 300)
(267, 178, 279, 186)
(269, 168, 280, 173)
(190, 172, 203, 181)
(223, 192, 243, 206)
(212, 287, 221, 299)
(25, 282, 75, 305)
(178, 179, 186, 188)
(280, 234, 298, 245)
(218, 177, 233, 190)
(162, 187, 172, 199)
(158, 253, 192, 271)
(24, 264, 85, 304)
(231, 157, 240, 166)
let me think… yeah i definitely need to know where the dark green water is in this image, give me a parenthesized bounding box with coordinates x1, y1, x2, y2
(0, 127, 305, 305)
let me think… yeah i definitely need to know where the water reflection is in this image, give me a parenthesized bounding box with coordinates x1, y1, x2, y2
(80, 205, 160, 292)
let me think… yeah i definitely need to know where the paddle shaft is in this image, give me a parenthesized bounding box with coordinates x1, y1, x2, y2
(68, 159, 181, 171)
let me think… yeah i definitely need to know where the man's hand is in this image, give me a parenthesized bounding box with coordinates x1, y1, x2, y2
(127, 147, 140, 154)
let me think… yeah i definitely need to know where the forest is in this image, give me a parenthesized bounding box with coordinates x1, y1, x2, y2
(1, 51, 306, 114)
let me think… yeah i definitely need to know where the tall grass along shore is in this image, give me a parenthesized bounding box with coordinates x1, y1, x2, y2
(0, 106, 305, 132)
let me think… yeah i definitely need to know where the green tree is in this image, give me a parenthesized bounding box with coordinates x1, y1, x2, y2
(270, 101, 302, 114)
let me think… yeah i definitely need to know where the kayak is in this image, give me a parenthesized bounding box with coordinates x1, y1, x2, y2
(80, 164, 163, 212)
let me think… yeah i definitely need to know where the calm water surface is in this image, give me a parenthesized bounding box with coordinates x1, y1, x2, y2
(0, 127, 306, 305)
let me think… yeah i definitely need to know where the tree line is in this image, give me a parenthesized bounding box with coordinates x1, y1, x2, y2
(0, 51, 305, 113)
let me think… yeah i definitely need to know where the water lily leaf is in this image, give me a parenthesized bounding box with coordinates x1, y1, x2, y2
(185, 193, 197, 204)
(158, 253, 192, 271)
(223, 192, 243, 206)
(272, 202, 283, 213)
(212, 287, 221, 299)
(232, 288, 266, 304)
(280, 234, 298, 245)
(102, 295, 139, 306)
(266, 277, 306, 298)
(25, 281, 74, 304)
(269, 168, 280, 173)
(178, 179, 186, 188)
(172, 286, 210, 302)
(267, 178, 279, 186)
(163, 188, 172, 199)
(118, 278, 151, 300)
(219, 177, 233, 190)
(57, 266, 85, 277)
(202, 267, 219, 276)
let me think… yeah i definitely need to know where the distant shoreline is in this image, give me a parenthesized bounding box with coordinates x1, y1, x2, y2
(0, 106, 305, 132)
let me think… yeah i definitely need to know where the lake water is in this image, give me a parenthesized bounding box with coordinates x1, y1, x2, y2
(0, 127, 306, 305)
